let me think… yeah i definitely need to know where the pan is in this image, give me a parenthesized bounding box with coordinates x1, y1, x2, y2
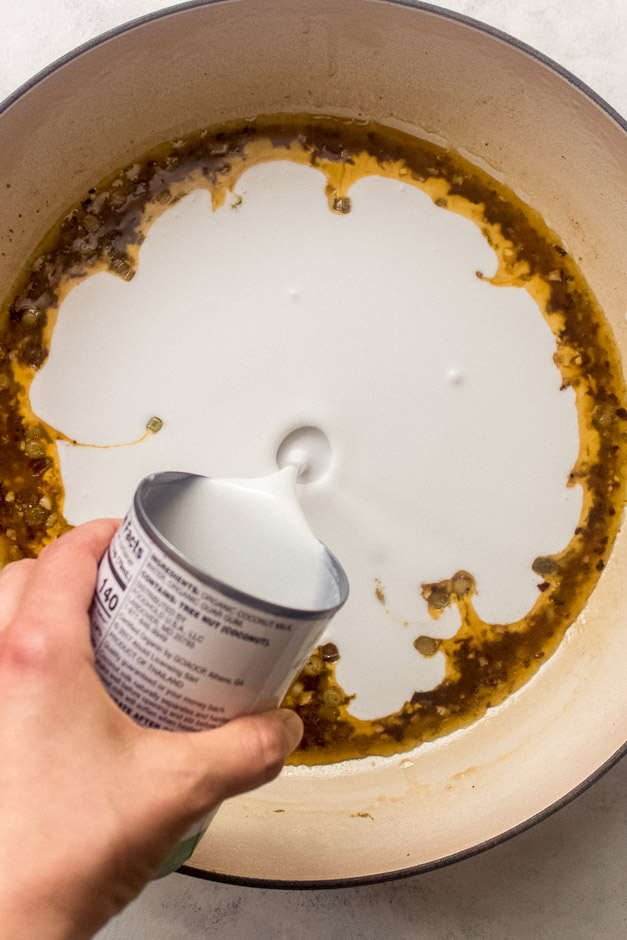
(0, 0, 625, 886)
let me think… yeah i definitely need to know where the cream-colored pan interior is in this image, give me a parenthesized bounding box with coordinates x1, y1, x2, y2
(1, 0, 625, 884)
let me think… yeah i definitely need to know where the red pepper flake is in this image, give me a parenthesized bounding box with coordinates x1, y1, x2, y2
(538, 581, 550, 592)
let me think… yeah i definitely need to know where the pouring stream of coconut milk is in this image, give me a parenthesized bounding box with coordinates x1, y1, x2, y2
(151, 465, 338, 610)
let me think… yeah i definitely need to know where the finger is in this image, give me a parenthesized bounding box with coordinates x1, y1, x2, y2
(17, 519, 120, 634)
(0, 558, 37, 632)
(161, 709, 304, 816)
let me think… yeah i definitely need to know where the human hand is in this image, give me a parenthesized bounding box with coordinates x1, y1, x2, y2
(0, 520, 303, 940)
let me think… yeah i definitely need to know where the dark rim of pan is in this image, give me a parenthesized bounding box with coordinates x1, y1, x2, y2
(1, 0, 625, 888)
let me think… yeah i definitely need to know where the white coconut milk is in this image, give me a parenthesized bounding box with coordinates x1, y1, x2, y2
(30, 161, 581, 721)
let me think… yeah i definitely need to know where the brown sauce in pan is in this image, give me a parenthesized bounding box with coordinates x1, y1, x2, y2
(0, 116, 625, 764)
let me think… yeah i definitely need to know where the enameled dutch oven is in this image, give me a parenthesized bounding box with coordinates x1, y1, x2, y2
(1, 0, 625, 886)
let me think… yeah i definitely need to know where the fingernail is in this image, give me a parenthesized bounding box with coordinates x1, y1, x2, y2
(278, 708, 304, 750)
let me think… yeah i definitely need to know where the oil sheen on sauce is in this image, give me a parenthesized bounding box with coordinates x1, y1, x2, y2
(0, 116, 625, 765)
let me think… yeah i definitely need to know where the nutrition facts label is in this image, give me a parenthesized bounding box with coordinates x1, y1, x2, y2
(90, 507, 325, 732)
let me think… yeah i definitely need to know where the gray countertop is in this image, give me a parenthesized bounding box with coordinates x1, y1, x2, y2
(101, 757, 626, 939)
(2, 1, 626, 937)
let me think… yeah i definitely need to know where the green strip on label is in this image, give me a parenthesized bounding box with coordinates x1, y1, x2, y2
(154, 831, 205, 878)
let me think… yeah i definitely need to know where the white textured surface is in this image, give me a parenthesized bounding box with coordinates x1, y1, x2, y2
(2, 1, 626, 938)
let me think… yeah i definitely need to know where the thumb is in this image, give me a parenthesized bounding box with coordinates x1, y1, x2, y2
(165, 709, 304, 818)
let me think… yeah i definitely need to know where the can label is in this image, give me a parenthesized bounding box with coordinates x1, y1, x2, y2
(90, 506, 329, 732)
